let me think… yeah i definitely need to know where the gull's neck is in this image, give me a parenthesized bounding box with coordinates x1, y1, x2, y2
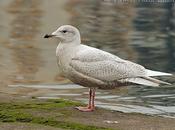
(60, 38, 81, 45)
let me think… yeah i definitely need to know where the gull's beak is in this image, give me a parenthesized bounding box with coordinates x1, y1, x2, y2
(44, 30, 60, 39)
(43, 34, 55, 38)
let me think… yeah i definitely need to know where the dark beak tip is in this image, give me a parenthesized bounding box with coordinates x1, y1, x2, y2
(44, 34, 50, 38)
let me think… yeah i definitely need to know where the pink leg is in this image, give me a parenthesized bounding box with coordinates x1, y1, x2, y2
(88, 88, 92, 108)
(91, 88, 95, 110)
(76, 88, 95, 112)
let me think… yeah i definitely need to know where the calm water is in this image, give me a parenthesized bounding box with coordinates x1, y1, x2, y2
(0, 0, 175, 117)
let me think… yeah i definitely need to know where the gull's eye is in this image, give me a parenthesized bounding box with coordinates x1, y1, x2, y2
(62, 30, 67, 33)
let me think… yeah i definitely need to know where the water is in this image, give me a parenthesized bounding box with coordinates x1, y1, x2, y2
(0, 0, 175, 118)
(9, 83, 175, 118)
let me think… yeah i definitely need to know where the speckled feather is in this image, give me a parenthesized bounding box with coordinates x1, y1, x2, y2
(70, 45, 146, 82)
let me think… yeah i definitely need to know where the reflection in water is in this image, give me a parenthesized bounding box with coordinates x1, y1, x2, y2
(7, 0, 43, 83)
(133, 3, 175, 72)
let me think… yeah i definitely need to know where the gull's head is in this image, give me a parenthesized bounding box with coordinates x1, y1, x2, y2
(44, 25, 81, 43)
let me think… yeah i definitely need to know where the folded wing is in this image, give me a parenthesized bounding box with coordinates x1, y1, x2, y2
(70, 46, 146, 81)
(70, 45, 172, 87)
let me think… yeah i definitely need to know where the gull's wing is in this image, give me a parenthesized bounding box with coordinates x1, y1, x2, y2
(70, 45, 146, 82)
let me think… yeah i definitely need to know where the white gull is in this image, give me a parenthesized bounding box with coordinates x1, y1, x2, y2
(44, 25, 172, 112)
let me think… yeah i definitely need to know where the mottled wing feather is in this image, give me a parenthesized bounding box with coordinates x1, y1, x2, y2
(72, 45, 123, 62)
(70, 48, 146, 82)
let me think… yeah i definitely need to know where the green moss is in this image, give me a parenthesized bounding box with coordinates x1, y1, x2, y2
(32, 117, 113, 130)
(0, 99, 81, 110)
(0, 110, 32, 122)
(0, 111, 111, 130)
(0, 99, 115, 130)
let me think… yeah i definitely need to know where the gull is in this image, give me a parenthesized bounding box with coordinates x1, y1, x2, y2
(44, 25, 172, 112)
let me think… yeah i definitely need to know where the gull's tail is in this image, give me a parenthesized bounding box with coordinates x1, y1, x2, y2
(122, 70, 172, 87)
(146, 69, 172, 77)
(126, 77, 171, 87)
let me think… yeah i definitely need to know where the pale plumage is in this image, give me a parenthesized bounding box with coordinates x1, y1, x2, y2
(44, 25, 172, 111)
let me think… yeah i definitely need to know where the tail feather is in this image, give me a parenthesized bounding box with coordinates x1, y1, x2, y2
(143, 77, 171, 85)
(122, 77, 171, 87)
(125, 77, 159, 87)
(146, 69, 172, 77)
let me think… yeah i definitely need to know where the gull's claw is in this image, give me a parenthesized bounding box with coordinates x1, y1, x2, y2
(75, 106, 94, 112)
